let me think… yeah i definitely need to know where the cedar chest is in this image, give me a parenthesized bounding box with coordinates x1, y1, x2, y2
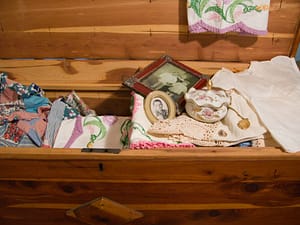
(0, 1, 300, 225)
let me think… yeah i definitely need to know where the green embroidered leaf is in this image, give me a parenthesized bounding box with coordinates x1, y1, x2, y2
(132, 122, 152, 141)
(227, 0, 253, 23)
(190, 0, 210, 18)
(190, 0, 200, 17)
(119, 119, 152, 147)
(120, 119, 132, 147)
(83, 119, 101, 127)
(83, 117, 107, 141)
(255, 6, 262, 12)
(91, 134, 97, 142)
(205, 6, 226, 20)
(97, 125, 106, 140)
(198, 0, 210, 18)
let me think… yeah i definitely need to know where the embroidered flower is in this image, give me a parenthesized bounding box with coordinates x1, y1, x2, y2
(208, 12, 222, 22)
(223, 0, 231, 5)
(216, 0, 223, 7)
(131, 92, 142, 114)
(190, 0, 267, 25)
(256, 4, 269, 11)
(197, 94, 206, 100)
(102, 115, 117, 126)
(202, 108, 214, 118)
(86, 125, 96, 134)
(234, 8, 243, 21)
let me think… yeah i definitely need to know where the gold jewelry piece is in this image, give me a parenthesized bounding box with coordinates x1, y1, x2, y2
(227, 105, 250, 129)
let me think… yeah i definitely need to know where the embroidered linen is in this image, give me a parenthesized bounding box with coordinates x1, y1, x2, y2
(53, 116, 131, 149)
(211, 56, 300, 152)
(129, 92, 195, 149)
(148, 90, 266, 147)
(187, 0, 270, 35)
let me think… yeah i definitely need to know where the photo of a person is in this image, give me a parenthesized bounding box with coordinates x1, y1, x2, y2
(140, 63, 198, 101)
(150, 72, 178, 90)
(124, 55, 207, 117)
(167, 79, 190, 99)
(151, 98, 168, 120)
(144, 90, 176, 123)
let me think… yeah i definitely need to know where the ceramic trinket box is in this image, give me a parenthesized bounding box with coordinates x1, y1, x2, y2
(185, 80, 250, 129)
(185, 80, 230, 123)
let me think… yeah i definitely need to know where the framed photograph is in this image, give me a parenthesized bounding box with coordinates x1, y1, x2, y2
(123, 55, 208, 113)
(144, 91, 176, 123)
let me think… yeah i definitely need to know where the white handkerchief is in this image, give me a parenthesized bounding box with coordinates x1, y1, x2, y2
(212, 56, 300, 152)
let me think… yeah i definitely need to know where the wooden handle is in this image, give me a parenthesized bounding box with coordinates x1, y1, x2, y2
(66, 197, 143, 225)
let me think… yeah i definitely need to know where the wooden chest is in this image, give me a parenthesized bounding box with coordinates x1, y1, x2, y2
(0, 1, 300, 225)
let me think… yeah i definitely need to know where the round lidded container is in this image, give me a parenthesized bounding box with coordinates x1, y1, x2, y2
(184, 80, 231, 123)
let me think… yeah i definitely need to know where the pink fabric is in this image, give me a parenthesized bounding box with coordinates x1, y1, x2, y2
(7, 106, 50, 146)
(130, 141, 195, 149)
(8, 111, 40, 121)
(0, 78, 19, 103)
(64, 116, 83, 148)
(189, 20, 268, 35)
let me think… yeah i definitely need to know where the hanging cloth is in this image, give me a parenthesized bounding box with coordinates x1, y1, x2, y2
(187, 0, 270, 35)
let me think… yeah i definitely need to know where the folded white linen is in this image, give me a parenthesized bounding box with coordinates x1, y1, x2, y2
(148, 90, 266, 147)
(212, 56, 300, 152)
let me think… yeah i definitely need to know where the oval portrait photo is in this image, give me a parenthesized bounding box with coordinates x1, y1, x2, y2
(144, 91, 176, 123)
(151, 98, 169, 120)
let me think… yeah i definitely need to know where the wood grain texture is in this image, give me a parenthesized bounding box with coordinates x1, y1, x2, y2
(0, 147, 299, 193)
(1, 148, 299, 225)
(1, 146, 297, 224)
(0, 147, 297, 159)
(0, 1, 299, 224)
(0, 59, 249, 88)
(0, 0, 298, 33)
(1, 180, 300, 206)
(0, 59, 249, 115)
(1, 205, 300, 225)
(0, 30, 295, 61)
(1, 159, 299, 182)
(0, 0, 299, 61)
(290, 24, 300, 57)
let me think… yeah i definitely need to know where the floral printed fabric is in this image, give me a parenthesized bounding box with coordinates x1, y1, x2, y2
(63, 91, 96, 117)
(0, 72, 99, 148)
(53, 116, 131, 149)
(187, 0, 270, 35)
(0, 72, 49, 147)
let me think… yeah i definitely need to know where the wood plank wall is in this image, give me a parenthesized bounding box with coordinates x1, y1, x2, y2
(0, 0, 299, 62)
(0, 59, 250, 115)
(1, 148, 300, 225)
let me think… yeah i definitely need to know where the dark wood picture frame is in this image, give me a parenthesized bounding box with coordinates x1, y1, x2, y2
(123, 55, 208, 113)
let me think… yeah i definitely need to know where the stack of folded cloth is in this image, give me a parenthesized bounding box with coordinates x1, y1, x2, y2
(129, 91, 266, 149)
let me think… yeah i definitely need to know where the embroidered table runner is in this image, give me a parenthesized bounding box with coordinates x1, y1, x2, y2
(187, 0, 270, 35)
